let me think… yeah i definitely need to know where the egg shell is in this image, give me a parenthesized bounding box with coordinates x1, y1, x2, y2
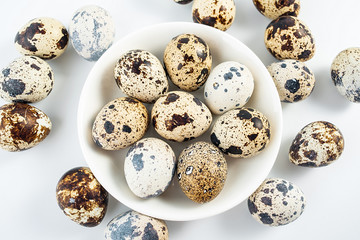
(151, 91, 212, 142)
(192, 0, 236, 31)
(56, 167, 108, 227)
(69, 5, 115, 61)
(331, 47, 360, 102)
(248, 178, 306, 226)
(177, 141, 227, 203)
(124, 137, 176, 199)
(267, 59, 315, 102)
(92, 97, 149, 150)
(114, 49, 168, 103)
(204, 61, 254, 114)
(210, 107, 271, 158)
(264, 16, 315, 61)
(163, 33, 212, 91)
(174, 0, 193, 4)
(104, 210, 169, 240)
(253, 0, 300, 20)
(289, 121, 344, 167)
(0, 56, 54, 103)
(14, 17, 68, 59)
(0, 102, 51, 152)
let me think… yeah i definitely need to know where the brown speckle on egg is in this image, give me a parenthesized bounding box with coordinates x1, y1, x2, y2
(264, 16, 315, 61)
(0, 102, 51, 151)
(56, 167, 108, 227)
(289, 121, 344, 167)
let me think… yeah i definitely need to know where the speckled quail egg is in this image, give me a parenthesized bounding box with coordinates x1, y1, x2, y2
(0, 102, 51, 152)
(253, 0, 300, 20)
(210, 107, 271, 158)
(14, 17, 68, 59)
(174, 0, 193, 4)
(0, 56, 54, 103)
(114, 49, 168, 103)
(124, 137, 176, 199)
(92, 97, 149, 150)
(331, 47, 360, 103)
(105, 210, 169, 240)
(151, 91, 212, 142)
(164, 33, 212, 91)
(289, 121, 344, 167)
(192, 0, 236, 31)
(69, 5, 115, 61)
(248, 178, 306, 226)
(177, 141, 227, 203)
(264, 16, 315, 61)
(204, 61, 254, 114)
(56, 167, 108, 227)
(267, 59, 315, 102)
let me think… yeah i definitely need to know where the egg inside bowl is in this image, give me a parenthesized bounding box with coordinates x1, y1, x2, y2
(77, 22, 282, 221)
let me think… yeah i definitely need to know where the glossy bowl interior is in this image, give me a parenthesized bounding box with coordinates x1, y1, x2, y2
(77, 22, 283, 221)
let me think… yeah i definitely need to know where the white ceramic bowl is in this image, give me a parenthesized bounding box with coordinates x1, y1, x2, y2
(77, 22, 282, 221)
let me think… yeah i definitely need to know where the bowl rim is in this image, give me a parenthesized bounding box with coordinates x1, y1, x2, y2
(77, 21, 283, 221)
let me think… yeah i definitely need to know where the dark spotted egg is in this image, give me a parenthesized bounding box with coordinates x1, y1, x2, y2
(177, 141, 227, 203)
(14, 17, 68, 60)
(192, 0, 236, 31)
(267, 59, 315, 103)
(248, 178, 306, 226)
(104, 210, 169, 240)
(289, 121, 344, 167)
(210, 107, 271, 158)
(204, 61, 254, 114)
(174, 0, 193, 4)
(253, 0, 300, 20)
(56, 167, 108, 227)
(151, 91, 212, 142)
(124, 138, 176, 199)
(69, 5, 115, 61)
(0, 102, 51, 152)
(163, 33, 212, 91)
(114, 49, 168, 103)
(331, 47, 360, 103)
(92, 97, 149, 150)
(0, 56, 54, 103)
(264, 16, 315, 61)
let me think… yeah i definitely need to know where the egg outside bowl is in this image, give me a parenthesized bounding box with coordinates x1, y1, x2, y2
(77, 22, 283, 221)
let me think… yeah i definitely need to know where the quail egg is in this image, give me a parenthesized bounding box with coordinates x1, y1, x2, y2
(14, 17, 68, 59)
(151, 91, 212, 142)
(248, 178, 306, 226)
(105, 210, 169, 240)
(267, 59, 315, 102)
(174, 0, 193, 4)
(210, 107, 271, 158)
(289, 121, 344, 167)
(92, 97, 149, 150)
(0, 102, 51, 152)
(56, 167, 108, 227)
(264, 16, 315, 61)
(114, 49, 168, 103)
(177, 141, 227, 203)
(253, 0, 300, 20)
(192, 0, 236, 31)
(164, 33, 212, 91)
(0, 56, 54, 103)
(331, 47, 360, 103)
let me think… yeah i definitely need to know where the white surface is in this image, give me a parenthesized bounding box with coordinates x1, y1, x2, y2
(0, 0, 359, 239)
(77, 21, 282, 221)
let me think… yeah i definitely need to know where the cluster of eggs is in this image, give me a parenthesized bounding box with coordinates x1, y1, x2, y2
(0, 5, 116, 152)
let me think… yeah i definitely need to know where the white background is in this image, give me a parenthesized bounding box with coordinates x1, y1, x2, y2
(0, 0, 359, 239)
